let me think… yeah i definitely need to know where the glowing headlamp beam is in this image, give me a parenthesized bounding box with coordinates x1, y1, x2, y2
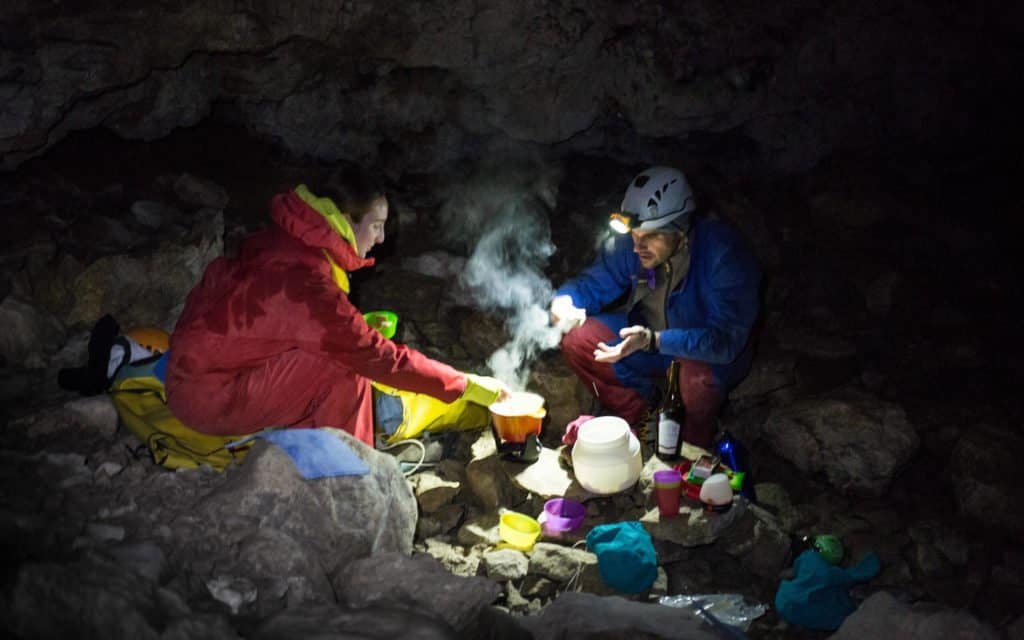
(608, 212, 636, 234)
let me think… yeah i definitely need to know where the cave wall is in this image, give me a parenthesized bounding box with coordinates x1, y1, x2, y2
(2, 0, 1019, 176)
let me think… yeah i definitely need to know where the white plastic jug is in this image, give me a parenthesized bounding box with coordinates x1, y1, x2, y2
(571, 416, 642, 495)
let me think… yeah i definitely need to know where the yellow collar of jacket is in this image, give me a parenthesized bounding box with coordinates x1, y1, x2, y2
(294, 183, 357, 293)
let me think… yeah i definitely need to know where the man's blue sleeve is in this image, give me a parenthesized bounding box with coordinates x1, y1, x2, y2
(554, 234, 636, 314)
(659, 230, 761, 364)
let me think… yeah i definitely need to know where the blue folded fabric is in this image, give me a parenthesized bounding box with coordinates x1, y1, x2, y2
(257, 428, 370, 479)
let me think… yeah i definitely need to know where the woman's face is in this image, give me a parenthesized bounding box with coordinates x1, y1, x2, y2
(349, 196, 388, 258)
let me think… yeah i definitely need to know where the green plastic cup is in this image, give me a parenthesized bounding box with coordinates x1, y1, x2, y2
(363, 310, 399, 339)
(812, 534, 844, 565)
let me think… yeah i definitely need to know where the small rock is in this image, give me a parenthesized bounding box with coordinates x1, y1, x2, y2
(173, 173, 229, 210)
(206, 576, 258, 615)
(94, 461, 124, 478)
(421, 538, 482, 578)
(102, 541, 166, 582)
(483, 548, 529, 581)
(527, 542, 597, 584)
(504, 581, 532, 612)
(457, 512, 501, 547)
(413, 470, 461, 513)
(417, 503, 464, 539)
(130, 200, 180, 228)
(85, 522, 126, 542)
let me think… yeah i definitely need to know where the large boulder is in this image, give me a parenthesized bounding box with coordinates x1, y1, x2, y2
(64, 208, 223, 331)
(179, 432, 418, 616)
(0, 295, 63, 368)
(520, 592, 723, 640)
(333, 552, 505, 636)
(9, 553, 235, 640)
(948, 424, 1024, 536)
(762, 389, 919, 496)
(830, 591, 999, 639)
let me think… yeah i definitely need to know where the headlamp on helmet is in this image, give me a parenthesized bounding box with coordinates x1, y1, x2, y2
(609, 212, 637, 234)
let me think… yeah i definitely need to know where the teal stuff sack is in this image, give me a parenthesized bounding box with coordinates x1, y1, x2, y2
(774, 549, 881, 630)
(586, 521, 658, 593)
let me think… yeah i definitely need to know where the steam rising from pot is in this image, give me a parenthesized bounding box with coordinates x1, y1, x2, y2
(438, 161, 563, 389)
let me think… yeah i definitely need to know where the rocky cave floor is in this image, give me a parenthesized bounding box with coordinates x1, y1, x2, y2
(1, 123, 1022, 639)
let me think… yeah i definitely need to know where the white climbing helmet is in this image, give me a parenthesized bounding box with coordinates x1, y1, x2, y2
(610, 166, 696, 233)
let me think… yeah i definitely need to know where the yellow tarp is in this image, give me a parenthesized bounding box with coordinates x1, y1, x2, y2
(109, 363, 486, 472)
(110, 370, 253, 471)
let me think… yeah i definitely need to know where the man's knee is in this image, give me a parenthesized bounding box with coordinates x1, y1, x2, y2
(560, 325, 588, 352)
(679, 360, 717, 392)
(560, 322, 604, 365)
(677, 359, 723, 411)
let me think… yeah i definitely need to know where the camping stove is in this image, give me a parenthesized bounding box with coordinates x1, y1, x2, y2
(491, 425, 542, 463)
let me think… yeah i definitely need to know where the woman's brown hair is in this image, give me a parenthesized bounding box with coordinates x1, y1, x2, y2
(316, 166, 387, 222)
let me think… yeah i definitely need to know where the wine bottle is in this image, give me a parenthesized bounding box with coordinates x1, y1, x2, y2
(656, 361, 684, 460)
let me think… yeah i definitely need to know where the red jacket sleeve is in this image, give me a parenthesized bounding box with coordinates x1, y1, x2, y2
(279, 267, 468, 403)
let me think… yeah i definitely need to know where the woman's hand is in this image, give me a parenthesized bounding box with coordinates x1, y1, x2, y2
(463, 373, 512, 406)
(593, 325, 653, 363)
(494, 382, 512, 403)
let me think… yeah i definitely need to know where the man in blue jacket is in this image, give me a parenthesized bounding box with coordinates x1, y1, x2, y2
(550, 166, 760, 448)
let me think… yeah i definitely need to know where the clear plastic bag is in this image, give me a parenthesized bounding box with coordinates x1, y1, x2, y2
(659, 593, 767, 633)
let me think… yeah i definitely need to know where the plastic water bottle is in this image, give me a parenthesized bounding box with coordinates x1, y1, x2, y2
(715, 431, 756, 502)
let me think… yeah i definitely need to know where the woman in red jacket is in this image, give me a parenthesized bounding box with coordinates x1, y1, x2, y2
(166, 167, 506, 446)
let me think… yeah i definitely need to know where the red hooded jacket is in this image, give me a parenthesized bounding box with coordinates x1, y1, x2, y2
(165, 189, 467, 443)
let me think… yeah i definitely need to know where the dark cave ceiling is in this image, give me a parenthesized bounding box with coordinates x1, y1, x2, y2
(1, 0, 1020, 178)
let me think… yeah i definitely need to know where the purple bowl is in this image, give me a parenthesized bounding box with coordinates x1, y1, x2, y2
(542, 498, 586, 534)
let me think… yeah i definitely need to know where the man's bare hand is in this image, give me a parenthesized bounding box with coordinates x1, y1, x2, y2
(593, 325, 651, 363)
(550, 295, 586, 332)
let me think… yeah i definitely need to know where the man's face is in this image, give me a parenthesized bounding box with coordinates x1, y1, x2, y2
(350, 196, 388, 258)
(631, 228, 682, 269)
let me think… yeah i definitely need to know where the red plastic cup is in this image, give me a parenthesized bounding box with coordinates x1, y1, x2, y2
(653, 469, 682, 518)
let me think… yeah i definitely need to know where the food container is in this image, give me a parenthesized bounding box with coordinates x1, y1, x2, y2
(489, 392, 546, 444)
(571, 416, 642, 495)
(699, 473, 734, 510)
(499, 511, 541, 551)
(539, 498, 586, 535)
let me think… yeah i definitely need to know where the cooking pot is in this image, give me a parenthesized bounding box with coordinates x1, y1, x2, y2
(571, 416, 642, 495)
(489, 392, 546, 444)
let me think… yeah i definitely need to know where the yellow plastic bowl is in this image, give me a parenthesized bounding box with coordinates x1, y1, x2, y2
(499, 511, 541, 551)
(363, 310, 399, 339)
